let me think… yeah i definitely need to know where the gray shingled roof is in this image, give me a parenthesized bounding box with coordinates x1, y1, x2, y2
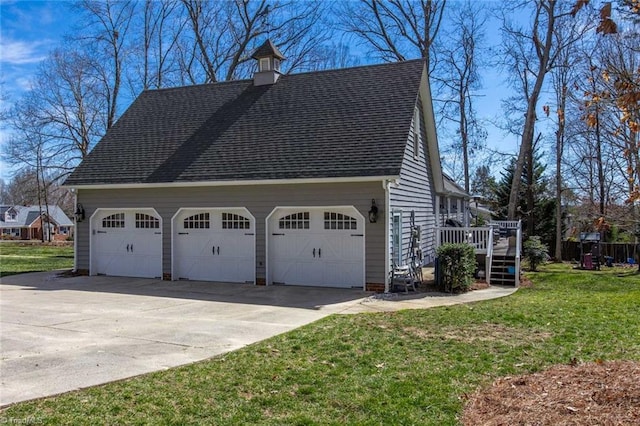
(252, 39, 285, 59)
(65, 59, 425, 186)
(443, 174, 470, 198)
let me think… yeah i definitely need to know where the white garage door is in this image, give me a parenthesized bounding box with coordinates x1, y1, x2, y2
(172, 208, 255, 284)
(268, 207, 365, 288)
(91, 209, 162, 278)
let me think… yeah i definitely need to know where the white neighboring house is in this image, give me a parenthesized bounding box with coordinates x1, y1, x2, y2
(0, 205, 74, 241)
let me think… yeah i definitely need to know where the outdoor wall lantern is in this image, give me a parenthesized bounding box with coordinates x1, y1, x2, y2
(368, 199, 379, 223)
(75, 203, 85, 222)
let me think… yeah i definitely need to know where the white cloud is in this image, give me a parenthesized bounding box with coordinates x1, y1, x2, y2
(0, 39, 48, 65)
(14, 77, 34, 92)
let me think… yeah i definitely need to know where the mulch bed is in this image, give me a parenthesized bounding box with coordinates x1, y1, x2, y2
(461, 360, 640, 425)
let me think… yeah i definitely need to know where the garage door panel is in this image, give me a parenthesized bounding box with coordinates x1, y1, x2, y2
(268, 207, 364, 288)
(172, 208, 255, 284)
(91, 209, 162, 279)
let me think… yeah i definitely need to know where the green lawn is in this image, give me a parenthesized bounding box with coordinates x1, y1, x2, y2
(0, 242, 74, 277)
(2, 264, 639, 425)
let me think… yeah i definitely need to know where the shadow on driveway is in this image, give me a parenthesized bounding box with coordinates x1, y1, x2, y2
(0, 270, 372, 310)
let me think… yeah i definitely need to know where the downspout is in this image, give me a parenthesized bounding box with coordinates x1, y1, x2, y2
(72, 188, 78, 272)
(383, 179, 391, 293)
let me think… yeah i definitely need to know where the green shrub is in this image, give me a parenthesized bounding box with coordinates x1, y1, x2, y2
(523, 236, 549, 271)
(436, 243, 476, 293)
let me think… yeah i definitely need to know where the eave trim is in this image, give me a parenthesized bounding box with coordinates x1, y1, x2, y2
(64, 175, 401, 190)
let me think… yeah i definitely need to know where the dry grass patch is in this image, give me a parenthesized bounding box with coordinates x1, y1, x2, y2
(404, 323, 552, 344)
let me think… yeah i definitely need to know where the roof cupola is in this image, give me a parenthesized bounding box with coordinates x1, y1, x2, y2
(252, 39, 285, 86)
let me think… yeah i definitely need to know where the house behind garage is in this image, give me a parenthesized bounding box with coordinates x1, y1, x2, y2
(64, 40, 452, 292)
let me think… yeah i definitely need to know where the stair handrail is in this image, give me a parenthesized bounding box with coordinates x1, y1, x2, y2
(515, 219, 522, 287)
(486, 225, 494, 285)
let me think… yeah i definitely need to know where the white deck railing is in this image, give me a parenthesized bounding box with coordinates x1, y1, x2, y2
(490, 220, 520, 230)
(435, 227, 492, 254)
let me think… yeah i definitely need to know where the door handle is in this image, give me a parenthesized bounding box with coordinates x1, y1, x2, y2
(217, 246, 220, 255)
(126, 244, 130, 252)
(313, 248, 316, 258)
(212, 245, 215, 255)
(130, 244, 133, 253)
(318, 248, 321, 258)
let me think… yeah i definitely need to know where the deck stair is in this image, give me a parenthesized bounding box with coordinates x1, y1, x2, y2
(435, 220, 522, 287)
(489, 241, 517, 285)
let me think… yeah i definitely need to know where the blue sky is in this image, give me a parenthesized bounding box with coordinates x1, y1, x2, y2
(0, 0, 522, 183)
(1, 0, 74, 97)
(1, 0, 79, 180)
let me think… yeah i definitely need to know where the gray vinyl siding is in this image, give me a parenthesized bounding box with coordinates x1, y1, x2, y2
(389, 98, 437, 267)
(76, 181, 386, 284)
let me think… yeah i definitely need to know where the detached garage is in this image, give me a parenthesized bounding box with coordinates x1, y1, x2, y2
(66, 40, 446, 292)
(90, 208, 162, 279)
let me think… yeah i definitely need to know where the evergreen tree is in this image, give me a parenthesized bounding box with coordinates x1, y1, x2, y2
(490, 147, 556, 248)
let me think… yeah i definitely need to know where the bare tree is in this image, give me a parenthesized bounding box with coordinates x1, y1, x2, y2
(548, 13, 592, 258)
(438, 1, 487, 193)
(4, 110, 52, 241)
(338, 0, 447, 71)
(594, 32, 640, 218)
(500, 0, 584, 220)
(1, 169, 40, 205)
(73, 0, 137, 129)
(137, 0, 184, 90)
(3, 47, 106, 200)
(178, 0, 331, 83)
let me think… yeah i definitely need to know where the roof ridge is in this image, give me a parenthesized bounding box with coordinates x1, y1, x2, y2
(139, 59, 425, 95)
(286, 58, 425, 78)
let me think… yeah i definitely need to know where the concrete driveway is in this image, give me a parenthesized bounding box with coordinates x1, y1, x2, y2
(0, 271, 516, 407)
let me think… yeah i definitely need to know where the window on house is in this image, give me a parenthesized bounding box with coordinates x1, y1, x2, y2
(222, 213, 250, 229)
(6, 210, 16, 222)
(413, 107, 421, 160)
(323, 212, 357, 230)
(184, 213, 210, 229)
(102, 213, 125, 228)
(136, 213, 160, 229)
(279, 212, 309, 229)
(273, 58, 281, 72)
(59, 226, 68, 234)
(259, 58, 270, 72)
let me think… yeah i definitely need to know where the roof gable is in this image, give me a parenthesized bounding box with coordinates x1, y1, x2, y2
(65, 60, 426, 186)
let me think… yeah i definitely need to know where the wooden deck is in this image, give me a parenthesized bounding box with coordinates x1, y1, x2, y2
(435, 220, 522, 286)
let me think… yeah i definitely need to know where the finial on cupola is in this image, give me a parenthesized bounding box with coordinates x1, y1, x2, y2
(252, 39, 285, 86)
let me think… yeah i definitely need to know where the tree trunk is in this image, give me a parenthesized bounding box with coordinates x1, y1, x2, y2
(595, 113, 605, 216)
(507, 0, 557, 220)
